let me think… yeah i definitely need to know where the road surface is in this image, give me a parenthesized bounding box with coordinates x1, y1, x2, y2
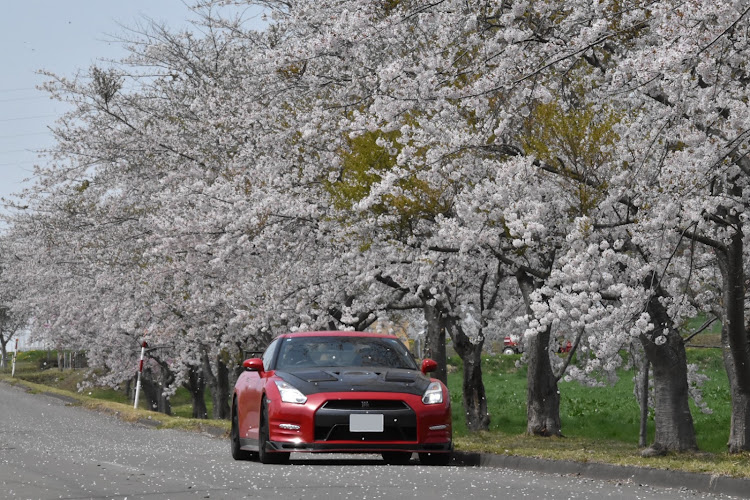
(0, 381, 740, 499)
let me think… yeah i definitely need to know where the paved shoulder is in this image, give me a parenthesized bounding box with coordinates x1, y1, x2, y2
(451, 451, 750, 498)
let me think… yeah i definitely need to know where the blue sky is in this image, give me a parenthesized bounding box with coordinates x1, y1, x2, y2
(0, 1, 263, 210)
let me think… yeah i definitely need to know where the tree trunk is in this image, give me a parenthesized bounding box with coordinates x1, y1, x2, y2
(723, 323, 750, 452)
(185, 366, 208, 419)
(517, 270, 562, 437)
(422, 300, 447, 384)
(141, 366, 173, 415)
(526, 324, 562, 436)
(124, 378, 132, 400)
(203, 351, 231, 420)
(638, 352, 650, 448)
(0, 309, 11, 369)
(447, 320, 490, 431)
(640, 286, 697, 453)
(0, 339, 7, 369)
(716, 231, 750, 452)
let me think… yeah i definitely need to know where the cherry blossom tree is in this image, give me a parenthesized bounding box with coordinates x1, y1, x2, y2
(594, 0, 750, 453)
(1, 0, 745, 452)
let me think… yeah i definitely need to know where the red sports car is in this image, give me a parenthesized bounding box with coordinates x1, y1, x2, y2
(230, 331, 452, 465)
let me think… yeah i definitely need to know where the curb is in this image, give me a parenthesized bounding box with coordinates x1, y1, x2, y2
(195, 423, 229, 438)
(136, 417, 162, 428)
(41, 391, 79, 405)
(450, 451, 750, 498)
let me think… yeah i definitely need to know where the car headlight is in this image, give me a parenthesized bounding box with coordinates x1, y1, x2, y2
(275, 380, 307, 404)
(422, 381, 443, 405)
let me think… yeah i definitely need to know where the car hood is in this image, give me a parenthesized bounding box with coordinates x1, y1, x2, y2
(275, 368, 432, 396)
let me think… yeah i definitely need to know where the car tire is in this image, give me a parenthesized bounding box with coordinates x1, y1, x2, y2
(381, 452, 412, 465)
(230, 402, 254, 461)
(419, 452, 451, 466)
(502, 347, 516, 355)
(258, 399, 290, 464)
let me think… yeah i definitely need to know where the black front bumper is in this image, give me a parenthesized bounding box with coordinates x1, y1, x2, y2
(266, 440, 452, 453)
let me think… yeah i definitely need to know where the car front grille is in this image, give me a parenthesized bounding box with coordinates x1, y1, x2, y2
(321, 400, 410, 411)
(314, 399, 417, 442)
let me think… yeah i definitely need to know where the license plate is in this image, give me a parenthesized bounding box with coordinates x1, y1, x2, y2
(349, 413, 384, 432)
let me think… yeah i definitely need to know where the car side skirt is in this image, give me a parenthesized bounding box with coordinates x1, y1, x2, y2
(239, 437, 259, 452)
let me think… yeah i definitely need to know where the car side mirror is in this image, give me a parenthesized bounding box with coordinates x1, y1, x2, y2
(421, 358, 438, 374)
(243, 358, 264, 373)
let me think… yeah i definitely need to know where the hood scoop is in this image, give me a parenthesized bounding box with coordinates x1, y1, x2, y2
(334, 369, 382, 383)
(292, 370, 339, 383)
(384, 371, 418, 383)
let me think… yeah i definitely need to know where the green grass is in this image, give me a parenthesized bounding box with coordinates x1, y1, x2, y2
(682, 314, 722, 347)
(448, 349, 732, 453)
(688, 350, 732, 452)
(447, 355, 528, 437)
(445, 347, 749, 478)
(167, 387, 215, 418)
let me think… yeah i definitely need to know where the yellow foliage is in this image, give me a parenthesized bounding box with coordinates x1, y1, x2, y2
(75, 179, 90, 193)
(276, 62, 306, 81)
(325, 129, 450, 236)
(521, 100, 620, 217)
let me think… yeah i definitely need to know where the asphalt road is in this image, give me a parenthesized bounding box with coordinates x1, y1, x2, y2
(0, 381, 741, 500)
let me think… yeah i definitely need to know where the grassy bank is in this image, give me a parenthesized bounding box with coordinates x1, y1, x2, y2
(447, 347, 748, 477)
(2, 347, 748, 478)
(448, 348, 731, 452)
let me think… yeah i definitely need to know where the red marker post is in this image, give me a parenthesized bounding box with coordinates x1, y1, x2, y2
(133, 341, 148, 409)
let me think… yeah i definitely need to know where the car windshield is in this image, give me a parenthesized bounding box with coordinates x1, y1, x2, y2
(275, 336, 418, 371)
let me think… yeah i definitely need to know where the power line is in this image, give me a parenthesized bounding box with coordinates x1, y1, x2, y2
(0, 148, 36, 154)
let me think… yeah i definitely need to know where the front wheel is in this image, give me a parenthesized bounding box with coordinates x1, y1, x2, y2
(419, 452, 450, 466)
(258, 400, 290, 464)
(502, 347, 516, 355)
(230, 403, 253, 461)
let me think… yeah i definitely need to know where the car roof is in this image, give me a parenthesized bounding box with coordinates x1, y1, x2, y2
(277, 331, 399, 340)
